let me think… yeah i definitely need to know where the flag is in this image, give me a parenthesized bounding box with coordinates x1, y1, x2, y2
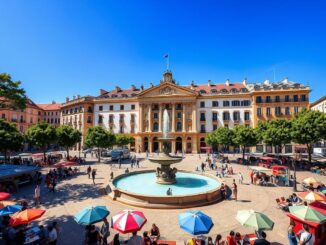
(163, 54, 169, 58)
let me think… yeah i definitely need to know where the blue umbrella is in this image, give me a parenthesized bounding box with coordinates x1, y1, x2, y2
(178, 211, 214, 235)
(0, 205, 23, 216)
(74, 206, 110, 225)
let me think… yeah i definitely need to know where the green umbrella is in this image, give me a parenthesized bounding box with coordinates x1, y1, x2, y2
(236, 210, 274, 231)
(289, 206, 326, 223)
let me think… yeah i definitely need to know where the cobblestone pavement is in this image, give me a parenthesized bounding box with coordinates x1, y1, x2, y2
(10, 153, 326, 245)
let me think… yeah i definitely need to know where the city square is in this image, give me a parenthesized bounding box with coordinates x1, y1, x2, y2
(1, 1, 326, 245)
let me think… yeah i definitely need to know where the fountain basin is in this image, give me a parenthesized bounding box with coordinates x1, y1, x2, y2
(108, 170, 222, 209)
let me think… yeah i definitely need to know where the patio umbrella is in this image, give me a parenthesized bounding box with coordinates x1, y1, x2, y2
(0, 201, 16, 209)
(0, 205, 22, 216)
(112, 210, 147, 234)
(289, 206, 326, 223)
(10, 209, 46, 226)
(303, 177, 318, 184)
(53, 161, 77, 168)
(74, 206, 110, 225)
(0, 192, 10, 201)
(236, 210, 274, 231)
(178, 211, 214, 235)
(320, 187, 326, 195)
(298, 192, 326, 202)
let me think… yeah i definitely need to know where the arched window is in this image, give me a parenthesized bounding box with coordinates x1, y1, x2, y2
(121, 94, 128, 98)
(211, 89, 218, 94)
(230, 88, 238, 93)
(111, 94, 117, 98)
(220, 89, 228, 94)
(200, 90, 207, 94)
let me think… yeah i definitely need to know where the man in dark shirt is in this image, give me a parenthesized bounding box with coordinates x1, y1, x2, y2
(254, 231, 271, 245)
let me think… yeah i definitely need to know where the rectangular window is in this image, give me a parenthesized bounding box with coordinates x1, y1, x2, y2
(256, 96, 262, 103)
(120, 105, 124, 110)
(212, 101, 219, 107)
(176, 122, 182, 131)
(301, 95, 306, 101)
(242, 100, 251, 106)
(285, 95, 290, 102)
(244, 112, 250, 121)
(109, 105, 114, 111)
(266, 107, 271, 116)
(176, 104, 182, 110)
(200, 124, 206, 133)
(154, 113, 159, 119)
(200, 112, 206, 121)
(233, 111, 240, 121)
(98, 115, 103, 124)
(266, 96, 271, 103)
(223, 101, 230, 107)
(200, 101, 205, 108)
(223, 112, 230, 120)
(99, 105, 103, 111)
(232, 101, 240, 106)
(275, 96, 280, 102)
(109, 115, 114, 123)
(257, 108, 262, 116)
(285, 107, 290, 115)
(285, 145, 293, 153)
(87, 116, 92, 123)
(131, 104, 135, 110)
(294, 107, 299, 114)
(275, 107, 281, 115)
(212, 112, 218, 121)
(213, 124, 218, 130)
(177, 112, 182, 119)
(2, 114, 5, 119)
(293, 95, 298, 102)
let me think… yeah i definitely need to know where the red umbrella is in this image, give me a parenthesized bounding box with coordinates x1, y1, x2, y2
(112, 210, 147, 234)
(10, 209, 46, 226)
(0, 192, 10, 201)
(53, 161, 77, 168)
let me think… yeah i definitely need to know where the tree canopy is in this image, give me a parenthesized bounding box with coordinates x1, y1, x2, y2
(0, 119, 24, 160)
(0, 73, 27, 109)
(115, 134, 134, 147)
(205, 127, 234, 151)
(291, 109, 326, 163)
(26, 122, 57, 160)
(85, 126, 116, 162)
(233, 125, 260, 160)
(56, 125, 82, 159)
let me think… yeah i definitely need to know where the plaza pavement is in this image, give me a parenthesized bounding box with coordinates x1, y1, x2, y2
(10, 153, 326, 245)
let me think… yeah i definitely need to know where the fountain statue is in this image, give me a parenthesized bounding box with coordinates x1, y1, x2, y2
(148, 108, 183, 184)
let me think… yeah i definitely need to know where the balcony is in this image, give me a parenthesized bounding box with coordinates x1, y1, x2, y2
(212, 118, 218, 122)
(200, 118, 206, 122)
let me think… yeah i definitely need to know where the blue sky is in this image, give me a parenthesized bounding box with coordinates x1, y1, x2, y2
(0, 0, 325, 103)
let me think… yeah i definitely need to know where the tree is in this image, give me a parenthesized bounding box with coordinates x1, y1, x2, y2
(205, 127, 234, 152)
(26, 122, 57, 161)
(291, 109, 326, 163)
(85, 126, 116, 162)
(260, 119, 293, 153)
(115, 134, 134, 147)
(205, 131, 219, 151)
(0, 119, 24, 161)
(233, 125, 260, 161)
(0, 73, 27, 109)
(56, 125, 82, 159)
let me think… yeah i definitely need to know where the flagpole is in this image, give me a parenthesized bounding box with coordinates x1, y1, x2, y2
(167, 54, 169, 71)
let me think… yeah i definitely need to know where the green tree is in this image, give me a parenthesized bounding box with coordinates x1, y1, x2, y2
(205, 127, 234, 152)
(26, 122, 57, 161)
(0, 73, 27, 109)
(291, 109, 326, 163)
(85, 126, 116, 162)
(0, 119, 24, 161)
(115, 134, 134, 147)
(260, 119, 293, 153)
(233, 125, 260, 161)
(56, 125, 82, 159)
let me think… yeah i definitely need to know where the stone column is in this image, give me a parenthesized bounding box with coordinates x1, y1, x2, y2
(159, 103, 163, 132)
(172, 140, 176, 154)
(139, 104, 143, 132)
(148, 104, 152, 132)
(182, 104, 186, 132)
(149, 137, 153, 153)
(171, 103, 175, 132)
(192, 103, 197, 132)
(192, 136, 198, 153)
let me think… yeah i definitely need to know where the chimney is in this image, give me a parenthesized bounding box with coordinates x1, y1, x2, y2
(66, 97, 69, 103)
(190, 81, 195, 90)
(225, 79, 230, 86)
(115, 86, 121, 92)
(208, 80, 212, 87)
(242, 78, 247, 86)
(150, 82, 154, 88)
(99, 89, 107, 95)
(131, 85, 136, 91)
(140, 84, 144, 91)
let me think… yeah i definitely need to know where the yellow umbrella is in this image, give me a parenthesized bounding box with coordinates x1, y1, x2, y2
(303, 177, 318, 184)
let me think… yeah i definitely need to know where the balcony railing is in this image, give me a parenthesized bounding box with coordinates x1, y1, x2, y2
(200, 118, 206, 122)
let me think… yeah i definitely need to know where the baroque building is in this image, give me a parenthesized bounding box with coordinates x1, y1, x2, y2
(37, 102, 61, 127)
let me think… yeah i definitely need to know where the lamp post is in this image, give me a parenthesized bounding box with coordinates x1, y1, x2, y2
(292, 153, 299, 192)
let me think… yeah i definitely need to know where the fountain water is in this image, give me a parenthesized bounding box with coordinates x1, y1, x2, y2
(148, 108, 183, 184)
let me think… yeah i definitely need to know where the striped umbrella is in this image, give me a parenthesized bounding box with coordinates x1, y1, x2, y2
(112, 210, 147, 234)
(298, 192, 326, 202)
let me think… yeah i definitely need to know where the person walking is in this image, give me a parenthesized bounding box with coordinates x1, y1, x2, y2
(238, 172, 243, 184)
(100, 218, 110, 245)
(87, 166, 92, 179)
(232, 179, 238, 201)
(50, 177, 56, 193)
(34, 184, 41, 205)
(91, 169, 96, 185)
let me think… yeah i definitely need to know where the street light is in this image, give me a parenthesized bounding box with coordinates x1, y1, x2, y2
(292, 153, 299, 192)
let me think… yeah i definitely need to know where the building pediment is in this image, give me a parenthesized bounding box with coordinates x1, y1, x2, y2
(137, 83, 198, 98)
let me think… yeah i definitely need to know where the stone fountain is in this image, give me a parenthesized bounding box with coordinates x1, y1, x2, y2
(148, 109, 183, 184)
